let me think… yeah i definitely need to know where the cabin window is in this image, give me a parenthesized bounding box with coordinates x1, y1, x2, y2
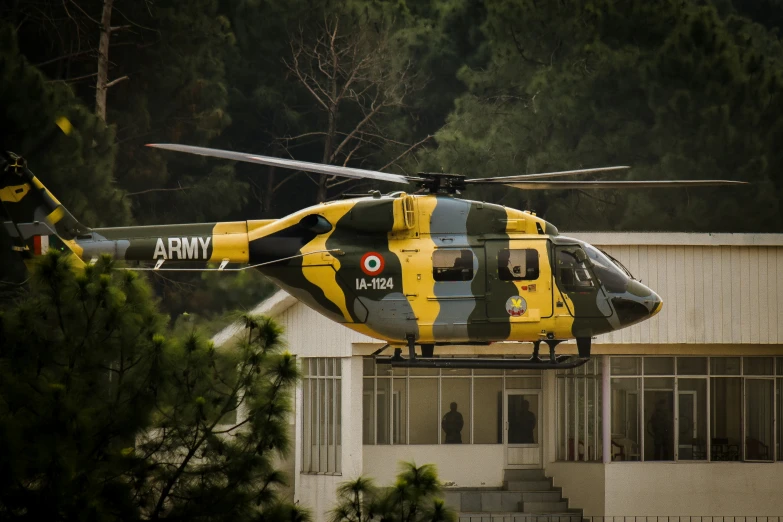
(498, 248, 539, 281)
(302, 358, 342, 474)
(433, 249, 474, 282)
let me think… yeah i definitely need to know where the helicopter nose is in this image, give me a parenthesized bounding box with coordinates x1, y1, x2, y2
(611, 281, 663, 327)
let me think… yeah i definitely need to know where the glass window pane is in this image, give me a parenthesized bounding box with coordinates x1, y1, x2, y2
(442, 368, 471, 376)
(409, 379, 438, 444)
(711, 357, 740, 375)
(744, 357, 774, 376)
(433, 249, 474, 281)
(319, 379, 327, 471)
(587, 377, 596, 461)
(611, 378, 640, 461)
(363, 378, 375, 444)
(778, 379, 782, 461)
(363, 358, 375, 376)
(392, 367, 407, 376)
(325, 358, 333, 376)
(505, 377, 542, 389)
(710, 377, 742, 461)
(335, 359, 342, 377)
(475, 378, 503, 444)
(441, 378, 471, 444)
(335, 380, 342, 473)
(376, 378, 391, 445)
(508, 393, 539, 444)
(644, 377, 674, 461)
(611, 357, 640, 375)
(678, 379, 707, 460)
(557, 378, 566, 459)
(393, 378, 407, 444)
(567, 378, 576, 459)
(777, 358, 783, 376)
(745, 379, 774, 460)
(677, 357, 707, 375)
(302, 379, 311, 471)
(318, 358, 325, 377)
(644, 357, 674, 375)
(498, 248, 539, 280)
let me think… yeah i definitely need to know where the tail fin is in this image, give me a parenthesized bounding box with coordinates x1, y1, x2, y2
(1, 151, 88, 266)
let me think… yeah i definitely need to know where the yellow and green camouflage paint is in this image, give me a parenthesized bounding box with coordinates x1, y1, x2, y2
(2, 167, 662, 346)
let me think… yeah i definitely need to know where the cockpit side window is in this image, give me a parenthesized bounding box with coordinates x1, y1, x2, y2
(556, 247, 596, 292)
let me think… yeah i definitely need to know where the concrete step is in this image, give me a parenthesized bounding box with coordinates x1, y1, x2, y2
(504, 479, 553, 491)
(503, 469, 547, 482)
(520, 491, 563, 503)
(520, 501, 570, 513)
(458, 513, 582, 522)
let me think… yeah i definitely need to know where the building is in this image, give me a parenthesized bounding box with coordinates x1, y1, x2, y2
(213, 232, 783, 520)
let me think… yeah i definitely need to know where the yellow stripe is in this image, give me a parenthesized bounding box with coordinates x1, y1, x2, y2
(390, 195, 438, 342)
(55, 116, 73, 136)
(209, 222, 250, 263)
(301, 206, 354, 321)
(47, 206, 65, 224)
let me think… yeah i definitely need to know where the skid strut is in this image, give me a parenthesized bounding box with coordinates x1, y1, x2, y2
(376, 337, 591, 370)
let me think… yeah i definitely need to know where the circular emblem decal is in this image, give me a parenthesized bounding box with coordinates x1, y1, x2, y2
(505, 295, 527, 317)
(361, 252, 385, 276)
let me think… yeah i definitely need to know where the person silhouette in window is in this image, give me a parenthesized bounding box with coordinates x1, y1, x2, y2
(510, 398, 536, 443)
(647, 399, 672, 460)
(442, 402, 464, 443)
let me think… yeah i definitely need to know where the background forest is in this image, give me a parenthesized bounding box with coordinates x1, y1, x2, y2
(2, 0, 782, 320)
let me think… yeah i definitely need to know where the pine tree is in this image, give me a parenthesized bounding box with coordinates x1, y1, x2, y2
(0, 251, 302, 521)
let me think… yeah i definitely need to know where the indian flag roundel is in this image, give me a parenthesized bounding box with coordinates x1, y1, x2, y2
(360, 252, 385, 276)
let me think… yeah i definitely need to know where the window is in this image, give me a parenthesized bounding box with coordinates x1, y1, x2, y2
(557, 358, 603, 461)
(556, 247, 596, 291)
(363, 362, 540, 445)
(564, 356, 783, 463)
(433, 249, 474, 281)
(302, 358, 341, 474)
(498, 248, 539, 280)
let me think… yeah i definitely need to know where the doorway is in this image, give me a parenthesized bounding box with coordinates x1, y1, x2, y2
(505, 390, 542, 467)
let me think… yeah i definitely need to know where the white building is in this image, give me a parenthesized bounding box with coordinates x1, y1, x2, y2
(214, 232, 783, 520)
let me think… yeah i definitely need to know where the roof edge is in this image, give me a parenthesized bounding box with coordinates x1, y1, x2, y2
(563, 232, 783, 246)
(211, 289, 297, 347)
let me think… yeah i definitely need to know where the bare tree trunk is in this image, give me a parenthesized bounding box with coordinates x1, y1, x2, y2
(95, 0, 113, 121)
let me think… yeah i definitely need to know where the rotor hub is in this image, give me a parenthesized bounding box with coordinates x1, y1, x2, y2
(415, 172, 466, 194)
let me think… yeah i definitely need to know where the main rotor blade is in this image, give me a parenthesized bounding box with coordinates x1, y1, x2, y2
(479, 180, 749, 190)
(147, 144, 411, 185)
(466, 165, 630, 182)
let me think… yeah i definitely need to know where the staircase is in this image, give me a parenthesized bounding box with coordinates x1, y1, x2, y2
(442, 469, 582, 522)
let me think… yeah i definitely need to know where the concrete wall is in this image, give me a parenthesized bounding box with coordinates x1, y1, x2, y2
(604, 462, 783, 516)
(363, 445, 507, 488)
(546, 462, 606, 516)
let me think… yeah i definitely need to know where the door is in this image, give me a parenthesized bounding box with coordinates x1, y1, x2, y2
(486, 239, 553, 321)
(505, 390, 542, 467)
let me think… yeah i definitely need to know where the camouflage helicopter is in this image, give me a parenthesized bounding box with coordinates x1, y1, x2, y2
(1, 141, 746, 370)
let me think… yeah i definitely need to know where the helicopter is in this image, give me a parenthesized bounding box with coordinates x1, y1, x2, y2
(1, 142, 747, 370)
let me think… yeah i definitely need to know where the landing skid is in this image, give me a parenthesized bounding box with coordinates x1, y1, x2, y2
(374, 338, 591, 370)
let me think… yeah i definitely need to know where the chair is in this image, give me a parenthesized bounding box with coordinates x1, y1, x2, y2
(746, 437, 769, 460)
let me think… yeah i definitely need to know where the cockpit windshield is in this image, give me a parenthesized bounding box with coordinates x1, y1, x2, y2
(600, 249, 634, 279)
(582, 243, 633, 293)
